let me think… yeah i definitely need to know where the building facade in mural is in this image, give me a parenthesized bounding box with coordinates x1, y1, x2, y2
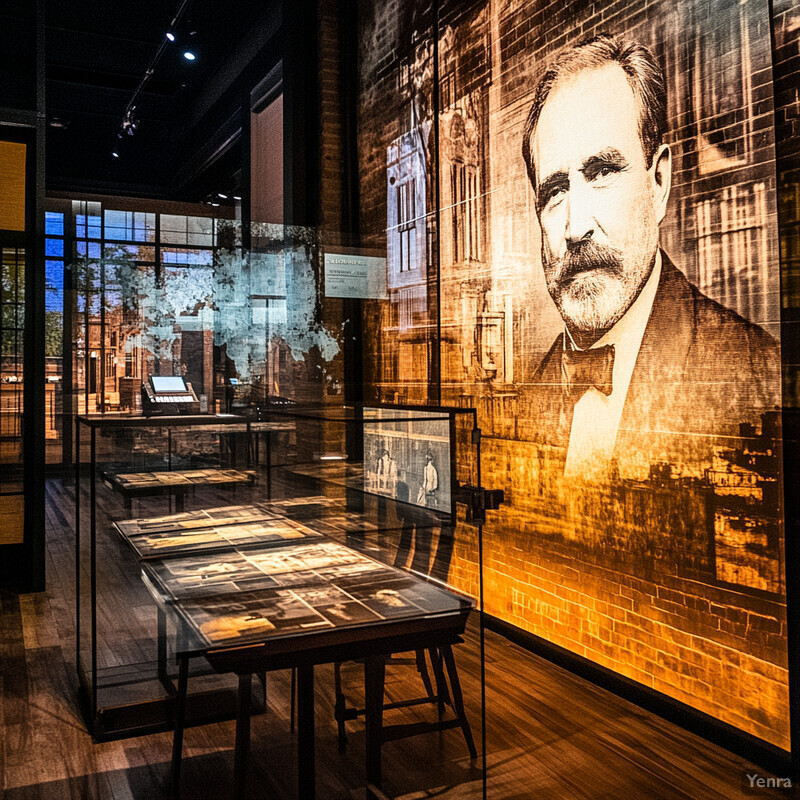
(383, 26, 438, 403)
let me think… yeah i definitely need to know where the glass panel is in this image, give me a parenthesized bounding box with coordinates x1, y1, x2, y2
(160, 248, 214, 266)
(76, 240, 102, 259)
(45, 251, 65, 463)
(74, 416, 264, 737)
(0, 247, 24, 468)
(45, 237, 63, 257)
(160, 214, 215, 247)
(103, 209, 157, 242)
(104, 243, 156, 262)
(75, 212, 102, 239)
(45, 211, 64, 236)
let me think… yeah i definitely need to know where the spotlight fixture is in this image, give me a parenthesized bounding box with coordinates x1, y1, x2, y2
(122, 107, 139, 135)
(48, 117, 70, 130)
(112, 1, 194, 154)
(217, 193, 228, 199)
(233, 195, 242, 201)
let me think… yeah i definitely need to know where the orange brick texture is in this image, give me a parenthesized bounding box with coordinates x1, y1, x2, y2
(353, 0, 792, 749)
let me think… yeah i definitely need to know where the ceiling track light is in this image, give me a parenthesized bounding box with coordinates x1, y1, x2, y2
(112, 0, 194, 155)
(122, 107, 139, 136)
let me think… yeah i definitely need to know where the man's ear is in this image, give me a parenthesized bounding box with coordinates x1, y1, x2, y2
(650, 143, 672, 225)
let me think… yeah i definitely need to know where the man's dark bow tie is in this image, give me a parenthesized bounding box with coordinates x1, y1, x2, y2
(562, 344, 615, 398)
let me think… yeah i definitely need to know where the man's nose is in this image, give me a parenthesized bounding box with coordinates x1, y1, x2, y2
(565, 184, 595, 246)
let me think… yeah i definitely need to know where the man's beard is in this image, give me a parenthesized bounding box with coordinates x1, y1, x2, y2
(544, 239, 646, 335)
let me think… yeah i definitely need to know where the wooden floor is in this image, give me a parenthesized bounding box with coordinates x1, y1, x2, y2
(0, 476, 794, 799)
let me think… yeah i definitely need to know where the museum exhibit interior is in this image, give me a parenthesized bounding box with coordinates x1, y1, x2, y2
(2, 0, 800, 797)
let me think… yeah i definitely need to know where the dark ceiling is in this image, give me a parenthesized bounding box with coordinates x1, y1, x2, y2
(43, 0, 281, 200)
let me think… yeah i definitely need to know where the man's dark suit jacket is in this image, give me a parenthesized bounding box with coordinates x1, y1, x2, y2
(525, 253, 780, 478)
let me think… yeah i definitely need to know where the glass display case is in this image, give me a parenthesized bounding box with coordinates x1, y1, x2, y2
(74, 413, 272, 739)
(74, 404, 490, 798)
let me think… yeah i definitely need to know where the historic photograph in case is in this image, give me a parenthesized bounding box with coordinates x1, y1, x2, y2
(149, 551, 278, 598)
(123, 519, 320, 560)
(178, 589, 330, 646)
(362, 405, 455, 520)
(114, 504, 320, 559)
(151, 543, 466, 648)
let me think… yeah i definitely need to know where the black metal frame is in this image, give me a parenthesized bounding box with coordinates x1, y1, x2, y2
(0, 0, 45, 592)
(0, 120, 45, 592)
(770, 0, 800, 781)
(73, 404, 487, 753)
(360, 403, 459, 523)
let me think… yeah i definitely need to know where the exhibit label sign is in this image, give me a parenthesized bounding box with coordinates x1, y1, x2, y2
(324, 253, 387, 299)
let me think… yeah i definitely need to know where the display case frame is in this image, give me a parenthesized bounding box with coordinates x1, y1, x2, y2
(73, 402, 489, 800)
(74, 413, 260, 740)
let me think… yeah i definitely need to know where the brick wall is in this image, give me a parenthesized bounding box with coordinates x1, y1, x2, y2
(445, 434, 789, 747)
(356, 0, 790, 748)
(450, 516, 788, 745)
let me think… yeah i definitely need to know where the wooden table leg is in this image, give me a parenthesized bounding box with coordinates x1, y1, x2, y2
(297, 665, 315, 800)
(157, 606, 168, 687)
(414, 649, 435, 700)
(333, 662, 348, 750)
(441, 645, 477, 759)
(364, 655, 386, 790)
(429, 647, 450, 713)
(233, 673, 252, 800)
(171, 655, 190, 797)
(257, 671, 267, 706)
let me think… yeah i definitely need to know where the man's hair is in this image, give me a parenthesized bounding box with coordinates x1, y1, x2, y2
(521, 33, 667, 189)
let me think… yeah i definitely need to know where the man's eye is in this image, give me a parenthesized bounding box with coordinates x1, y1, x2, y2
(545, 186, 566, 205)
(590, 163, 621, 181)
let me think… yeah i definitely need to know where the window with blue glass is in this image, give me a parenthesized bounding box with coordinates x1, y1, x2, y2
(44, 211, 66, 461)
